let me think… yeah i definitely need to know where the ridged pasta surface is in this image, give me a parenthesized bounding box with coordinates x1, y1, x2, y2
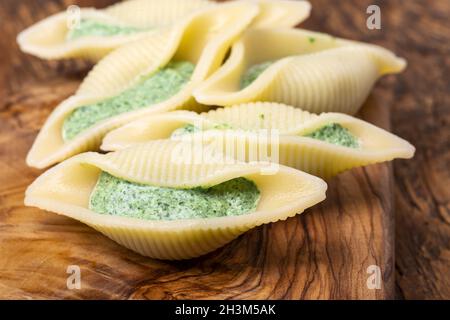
(194, 28, 406, 114)
(105, 0, 216, 28)
(77, 31, 174, 97)
(26, 2, 259, 169)
(204, 102, 317, 130)
(88, 140, 258, 188)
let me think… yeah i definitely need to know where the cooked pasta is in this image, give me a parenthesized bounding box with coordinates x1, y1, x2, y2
(102, 102, 415, 178)
(25, 140, 327, 260)
(194, 28, 406, 115)
(26, 2, 259, 169)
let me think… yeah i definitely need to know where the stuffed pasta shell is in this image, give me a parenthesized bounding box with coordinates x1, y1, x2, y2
(25, 140, 327, 260)
(194, 28, 406, 115)
(26, 2, 258, 169)
(102, 102, 415, 178)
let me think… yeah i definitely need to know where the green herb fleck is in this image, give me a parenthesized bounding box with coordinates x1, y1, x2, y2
(171, 124, 200, 138)
(212, 123, 233, 130)
(308, 37, 316, 44)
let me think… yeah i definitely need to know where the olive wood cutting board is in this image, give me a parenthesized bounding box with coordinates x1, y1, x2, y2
(0, 0, 397, 299)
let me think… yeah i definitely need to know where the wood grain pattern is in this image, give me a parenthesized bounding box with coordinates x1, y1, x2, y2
(0, 0, 447, 300)
(301, 0, 450, 300)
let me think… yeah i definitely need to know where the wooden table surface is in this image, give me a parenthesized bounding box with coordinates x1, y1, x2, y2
(0, 0, 448, 300)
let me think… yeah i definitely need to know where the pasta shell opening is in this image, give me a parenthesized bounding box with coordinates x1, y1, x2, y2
(17, 0, 216, 60)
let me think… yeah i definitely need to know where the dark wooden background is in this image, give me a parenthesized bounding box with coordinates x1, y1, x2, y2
(0, 0, 448, 299)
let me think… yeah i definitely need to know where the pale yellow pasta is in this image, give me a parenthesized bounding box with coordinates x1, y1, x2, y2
(17, 0, 215, 61)
(248, 0, 311, 28)
(24, 140, 327, 260)
(102, 102, 415, 178)
(26, 2, 259, 169)
(194, 28, 407, 115)
(17, 0, 311, 61)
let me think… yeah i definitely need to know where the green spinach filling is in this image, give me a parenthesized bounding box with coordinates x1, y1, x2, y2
(171, 123, 358, 148)
(305, 123, 359, 148)
(240, 61, 274, 89)
(62, 61, 195, 141)
(170, 124, 201, 139)
(67, 19, 145, 40)
(89, 172, 260, 220)
(170, 123, 233, 138)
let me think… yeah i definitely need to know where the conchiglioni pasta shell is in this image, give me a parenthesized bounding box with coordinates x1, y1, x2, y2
(17, 0, 215, 61)
(26, 2, 259, 169)
(102, 102, 415, 178)
(24, 140, 327, 260)
(194, 28, 407, 114)
(17, 0, 311, 61)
